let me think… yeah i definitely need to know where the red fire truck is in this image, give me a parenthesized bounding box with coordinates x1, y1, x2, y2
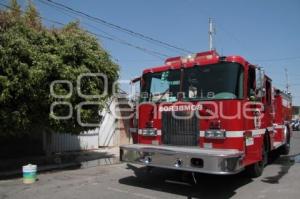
(120, 50, 292, 177)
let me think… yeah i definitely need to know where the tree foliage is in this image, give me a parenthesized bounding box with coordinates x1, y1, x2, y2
(0, 0, 119, 137)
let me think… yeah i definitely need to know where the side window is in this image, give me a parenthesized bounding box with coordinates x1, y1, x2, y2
(248, 66, 256, 97)
(266, 80, 272, 105)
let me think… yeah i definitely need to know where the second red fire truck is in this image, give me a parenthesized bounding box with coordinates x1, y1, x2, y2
(120, 50, 292, 177)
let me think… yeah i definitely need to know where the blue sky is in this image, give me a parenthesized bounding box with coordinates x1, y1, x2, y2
(4, 0, 300, 104)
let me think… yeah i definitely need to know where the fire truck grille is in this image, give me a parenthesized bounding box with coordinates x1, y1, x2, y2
(162, 111, 198, 146)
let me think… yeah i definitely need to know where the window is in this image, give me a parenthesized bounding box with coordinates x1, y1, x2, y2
(248, 66, 256, 97)
(141, 62, 244, 102)
(141, 70, 181, 102)
(183, 63, 244, 100)
(266, 79, 272, 105)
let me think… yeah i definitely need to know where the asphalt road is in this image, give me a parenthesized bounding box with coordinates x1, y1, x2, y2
(1, 132, 300, 199)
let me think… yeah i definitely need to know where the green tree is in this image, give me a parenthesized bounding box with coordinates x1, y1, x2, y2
(24, 0, 41, 29)
(9, 0, 21, 19)
(0, 1, 119, 138)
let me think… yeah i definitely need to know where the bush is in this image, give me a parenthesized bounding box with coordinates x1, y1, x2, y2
(0, 0, 119, 137)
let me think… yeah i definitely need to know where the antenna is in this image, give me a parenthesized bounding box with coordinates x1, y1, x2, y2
(285, 68, 289, 93)
(208, 18, 215, 51)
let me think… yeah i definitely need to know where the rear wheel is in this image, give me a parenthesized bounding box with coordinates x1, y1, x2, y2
(279, 126, 290, 155)
(246, 139, 268, 178)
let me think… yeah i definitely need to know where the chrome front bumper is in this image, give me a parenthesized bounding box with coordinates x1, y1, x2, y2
(120, 144, 244, 175)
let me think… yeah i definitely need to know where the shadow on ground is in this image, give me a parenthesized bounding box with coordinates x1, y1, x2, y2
(0, 150, 119, 180)
(261, 153, 298, 184)
(260, 131, 300, 184)
(119, 164, 253, 199)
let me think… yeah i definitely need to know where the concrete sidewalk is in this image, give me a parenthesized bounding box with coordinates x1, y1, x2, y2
(0, 147, 120, 179)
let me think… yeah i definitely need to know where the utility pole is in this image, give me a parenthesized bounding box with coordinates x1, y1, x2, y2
(208, 18, 215, 51)
(285, 68, 290, 93)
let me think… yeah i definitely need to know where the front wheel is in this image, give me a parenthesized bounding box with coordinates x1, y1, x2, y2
(246, 141, 268, 178)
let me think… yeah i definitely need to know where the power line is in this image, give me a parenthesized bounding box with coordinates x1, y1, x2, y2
(88, 31, 169, 59)
(34, 0, 170, 58)
(32, 0, 125, 61)
(217, 24, 252, 55)
(39, 0, 193, 54)
(252, 56, 300, 62)
(0, 2, 168, 60)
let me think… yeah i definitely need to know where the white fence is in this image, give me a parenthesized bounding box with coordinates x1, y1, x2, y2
(44, 97, 123, 153)
(46, 130, 99, 153)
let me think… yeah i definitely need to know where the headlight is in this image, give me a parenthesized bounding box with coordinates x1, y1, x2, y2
(205, 130, 226, 139)
(141, 128, 157, 136)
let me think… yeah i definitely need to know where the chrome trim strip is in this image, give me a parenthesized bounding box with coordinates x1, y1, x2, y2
(199, 129, 265, 138)
(138, 129, 161, 136)
(129, 128, 138, 133)
(252, 129, 265, 136)
(274, 125, 285, 129)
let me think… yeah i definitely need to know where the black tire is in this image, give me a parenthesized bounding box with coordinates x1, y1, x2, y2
(246, 138, 268, 178)
(279, 126, 290, 155)
(146, 166, 154, 173)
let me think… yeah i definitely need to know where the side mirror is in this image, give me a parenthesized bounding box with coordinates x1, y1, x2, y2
(255, 67, 265, 98)
(131, 76, 141, 84)
(130, 76, 141, 102)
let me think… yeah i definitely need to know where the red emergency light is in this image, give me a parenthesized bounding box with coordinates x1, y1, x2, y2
(164, 50, 219, 66)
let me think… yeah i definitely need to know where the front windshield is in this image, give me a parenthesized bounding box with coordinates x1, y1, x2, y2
(141, 70, 181, 102)
(183, 63, 244, 100)
(141, 62, 244, 102)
